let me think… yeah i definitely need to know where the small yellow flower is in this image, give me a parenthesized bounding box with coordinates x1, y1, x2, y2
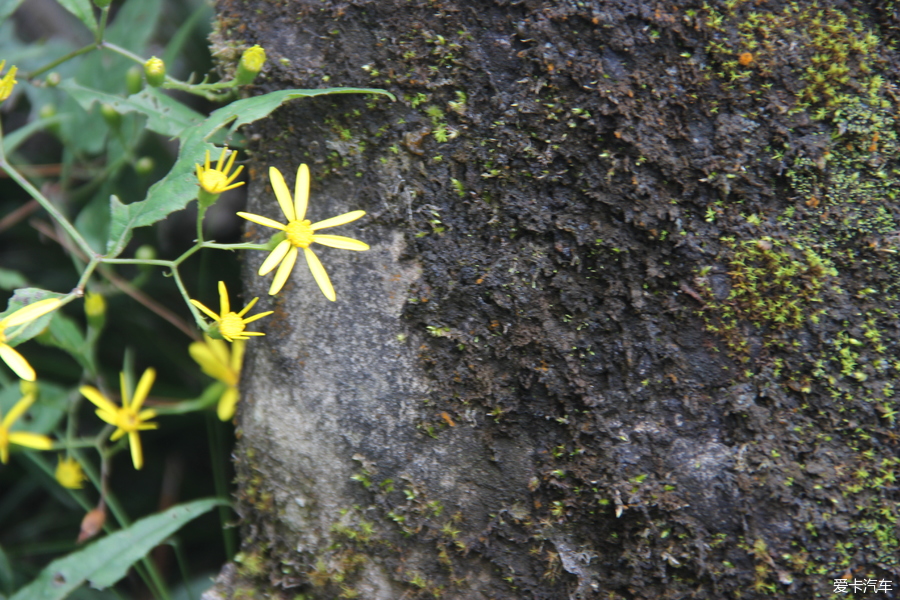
(81, 369, 158, 470)
(0, 393, 53, 464)
(0, 60, 18, 102)
(195, 148, 245, 205)
(56, 455, 87, 489)
(0, 298, 62, 381)
(237, 164, 370, 299)
(190, 281, 272, 342)
(189, 335, 245, 421)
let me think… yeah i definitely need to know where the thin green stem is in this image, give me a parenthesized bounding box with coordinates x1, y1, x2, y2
(27, 43, 97, 79)
(197, 206, 208, 243)
(96, 7, 110, 44)
(101, 41, 146, 66)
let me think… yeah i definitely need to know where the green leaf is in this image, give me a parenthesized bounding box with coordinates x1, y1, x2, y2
(54, 0, 97, 36)
(1, 114, 70, 154)
(105, 86, 394, 256)
(36, 312, 96, 374)
(0, 269, 27, 292)
(0, 382, 67, 436)
(0, 0, 27, 26)
(58, 81, 205, 138)
(74, 187, 112, 254)
(0, 289, 65, 347)
(104, 0, 160, 54)
(9, 498, 227, 600)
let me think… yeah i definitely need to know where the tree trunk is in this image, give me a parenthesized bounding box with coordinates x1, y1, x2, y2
(207, 1, 900, 598)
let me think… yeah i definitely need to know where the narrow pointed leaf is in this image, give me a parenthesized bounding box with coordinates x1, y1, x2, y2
(9, 498, 227, 600)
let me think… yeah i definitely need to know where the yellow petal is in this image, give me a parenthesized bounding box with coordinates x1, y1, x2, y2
(236, 297, 258, 318)
(0, 443, 7, 464)
(269, 166, 296, 221)
(131, 368, 156, 411)
(2, 298, 61, 327)
(217, 387, 239, 421)
(110, 427, 126, 441)
(129, 432, 143, 470)
(0, 343, 35, 381)
(190, 298, 221, 321)
(189, 341, 232, 383)
(312, 234, 370, 251)
(236, 212, 286, 231)
(218, 281, 230, 315)
(242, 310, 273, 324)
(259, 240, 292, 276)
(230, 339, 246, 373)
(310, 210, 365, 231)
(295, 164, 309, 222)
(80, 386, 119, 414)
(2, 393, 35, 429)
(304, 247, 335, 301)
(270, 246, 298, 295)
(8, 431, 53, 450)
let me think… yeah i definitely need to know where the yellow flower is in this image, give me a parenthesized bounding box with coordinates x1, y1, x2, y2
(189, 335, 245, 421)
(0, 60, 18, 102)
(56, 455, 87, 489)
(80, 369, 158, 470)
(189, 281, 272, 342)
(0, 393, 53, 464)
(237, 164, 370, 299)
(0, 298, 62, 381)
(196, 148, 245, 205)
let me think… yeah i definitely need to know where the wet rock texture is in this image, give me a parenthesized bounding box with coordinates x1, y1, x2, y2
(213, 0, 900, 598)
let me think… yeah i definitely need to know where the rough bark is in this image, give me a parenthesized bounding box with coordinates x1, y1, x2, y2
(207, 1, 900, 598)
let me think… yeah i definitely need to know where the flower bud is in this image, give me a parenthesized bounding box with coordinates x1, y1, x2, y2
(135, 156, 155, 176)
(234, 45, 266, 85)
(126, 65, 143, 94)
(84, 292, 106, 330)
(135, 244, 157, 261)
(144, 57, 166, 87)
(100, 103, 121, 130)
(45, 72, 61, 87)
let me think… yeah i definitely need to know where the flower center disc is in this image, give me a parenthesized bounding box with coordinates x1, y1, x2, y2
(219, 312, 246, 340)
(285, 220, 314, 248)
(200, 170, 228, 193)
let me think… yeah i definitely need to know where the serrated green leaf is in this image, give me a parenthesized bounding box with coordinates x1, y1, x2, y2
(54, 0, 97, 36)
(58, 81, 205, 138)
(9, 498, 227, 600)
(1, 289, 65, 347)
(104, 86, 394, 255)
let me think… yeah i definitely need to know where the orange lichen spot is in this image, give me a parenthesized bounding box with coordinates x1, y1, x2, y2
(614, 130, 622, 138)
(440, 412, 456, 427)
(738, 52, 754, 66)
(869, 132, 880, 152)
(806, 196, 820, 208)
(476, 278, 483, 284)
